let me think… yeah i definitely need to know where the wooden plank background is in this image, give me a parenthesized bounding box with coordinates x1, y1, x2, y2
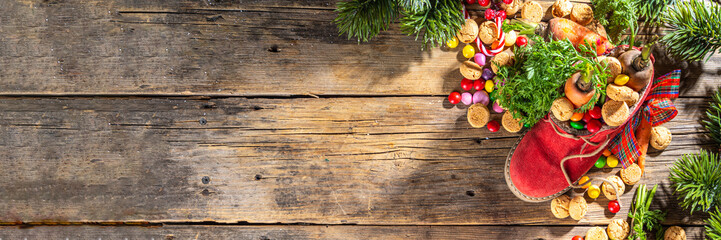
(0, 0, 716, 238)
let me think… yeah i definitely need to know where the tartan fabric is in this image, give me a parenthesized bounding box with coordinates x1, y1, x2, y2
(609, 70, 681, 168)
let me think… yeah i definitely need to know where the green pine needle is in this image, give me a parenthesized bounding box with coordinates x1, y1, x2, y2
(707, 208, 721, 240)
(633, 0, 675, 25)
(334, 0, 398, 43)
(703, 88, 721, 145)
(669, 150, 721, 214)
(400, 0, 463, 47)
(660, 0, 721, 62)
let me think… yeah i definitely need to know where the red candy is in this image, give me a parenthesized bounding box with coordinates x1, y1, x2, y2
(572, 236, 584, 240)
(449, 92, 461, 104)
(608, 200, 620, 213)
(502, 0, 513, 4)
(589, 106, 602, 119)
(583, 113, 592, 122)
(487, 120, 500, 132)
(485, 9, 496, 20)
(496, 10, 507, 20)
(466, 0, 477, 3)
(587, 119, 601, 133)
(516, 36, 528, 47)
(473, 80, 483, 91)
(461, 78, 473, 91)
(478, 0, 490, 6)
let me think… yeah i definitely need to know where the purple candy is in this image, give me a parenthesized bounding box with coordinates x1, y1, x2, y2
(461, 92, 473, 105)
(481, 68, 495, 80)
(472, 91, 489, 105)
(492, 100, 504, 113)
(474, 53, 486, 66)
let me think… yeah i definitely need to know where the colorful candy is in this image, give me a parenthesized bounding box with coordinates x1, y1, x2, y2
(474, 53, 486, 66)
(614, 74, 630, 86)
(586, 119, 601, 133)
(582, 113, 592, 122)
(446, 36, 459, 49)
(589, 106, 602, 119)
(461, 78, 473, 91)
(485, 79, 494, 93)
(461, 92, 473, 105)
(492, 101, 504, 113)
(608, 200, 620, 213)
(478, 0, 489, 6)
(595, 156, 606, 168)
(570, 121, 584, 130)
(579, 176, 591, 189)
(516, 35, 528, 47)
(484, 8, 496, 20)
(606, 155, 619, 168)
(473, 80, 483, 91)
(481, 68, 495, 80)
(572, 236, 584, 240)
(473, 91, 489, 105)
(570, 112, 584, 122)
(462, 45, 475, 58)
(448, 92, 461, 104)
(487, 120, 500, 132)
(587, 184, 600, 199)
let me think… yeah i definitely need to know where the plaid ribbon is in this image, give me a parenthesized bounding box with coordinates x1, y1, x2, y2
(608, 70, 681, 168)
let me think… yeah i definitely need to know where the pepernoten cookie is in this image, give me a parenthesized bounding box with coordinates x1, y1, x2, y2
(551, 195, 571, 219)
(586, 226, 609, 240)
(552, 0, 572, 18)
(606, 84, 637, 104)
(664, 226, 686, 240)
(571, 4, 594, 26)
(457, 19, 479, 43)
(569, 196, 587, 220)
(479, 21, 499, 45)
(491, 50, 514, 73)
(620, 163, 642, 185)
(602, 100, 630, 127)
(551, 97, 574, 121)
(468, 103, 491, 128)
(501, 0, 522, 16)
(602, 175, 625, 200)
(598, 56, 622, 83)
(521, 1, 543, 23)
(650, 126, 672, 150)
(502, 111, 523, 133)
(460, 61, 484, 80)
(607, 219, 630, 240)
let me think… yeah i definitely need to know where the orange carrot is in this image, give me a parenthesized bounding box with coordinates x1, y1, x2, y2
(548, 18, 613, 56)
(635, 118, 652, 174)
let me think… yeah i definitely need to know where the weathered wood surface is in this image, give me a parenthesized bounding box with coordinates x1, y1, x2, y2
(0, 97, 711, 225)
(0, 225, 709, 239)
(0, 0, 716, 96)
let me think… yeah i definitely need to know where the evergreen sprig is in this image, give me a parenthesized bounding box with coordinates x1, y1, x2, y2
(703, 88, 721, 145)
(334, 0, 464, 47)
(707, 208, 721, 240)
(661, 0, 721, 62)
(669, 150, 721, 214)
(633, 0, 675, 25)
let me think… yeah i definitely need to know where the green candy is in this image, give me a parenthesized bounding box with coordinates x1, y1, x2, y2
(595, 156, 607, 168)
(523, 123, 530, 128)
(570, 121, 585, 130)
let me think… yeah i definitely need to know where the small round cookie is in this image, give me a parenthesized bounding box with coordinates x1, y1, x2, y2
(457, 19, 479, 44)
(491, 50, 513, 73)
(620, 163, 642, 185)
(552, 0, 572, 18)
(650, 126, 672, 150)
(598, 56, 622, 83)
(551, 195, 571, 219)
(602, 175, 625, 200)
(602, 100, 630, 127)
(606, 84, 636, 103)
(625, 91, 640, 106)
(502, 111, 523, 133)
(478, 21, 499, 45)
(571, 4, 594, 26)
(501, 0, 522, 16)
(521, 1, 543, 23)
(607, 219, 630, 240)
(586, 226, 609, 240)
(460, 61, 483, 80)
(551, 97, 574, 121)
(664, 226, 686, 240)
(468, 103, 491, 128)
(569, 196, 587, 220)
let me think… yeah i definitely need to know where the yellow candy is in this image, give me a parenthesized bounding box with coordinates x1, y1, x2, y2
(446, 37, 459, 48)
(607, 155, 619, 168)
(588, 184, 600, 199)
(485, 79, 494, 93)
(579, 176, 591, 189)
(462, 45, 475, 58)
(614, 74, 630, 85)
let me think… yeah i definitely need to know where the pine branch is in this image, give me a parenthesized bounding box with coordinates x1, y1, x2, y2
(668, 150, 721, 214)
(661, 0, 721, 62)
(708, 208, 721, 240)
(633, 0, 675, 25)
(400, 0, 464, 47)
(334, 0, 398, 42)
(704, 88, 721, 145)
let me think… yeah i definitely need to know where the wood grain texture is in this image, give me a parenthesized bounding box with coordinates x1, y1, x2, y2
(0, 225, 709, 239)
(0, 0, 716, 96)
(0, 96, 711, 225)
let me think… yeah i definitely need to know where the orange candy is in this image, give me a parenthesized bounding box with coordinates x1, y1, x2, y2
(570, 112, 584, 122)
(602, 149, 612, 157)
(492, 40, 502, 49)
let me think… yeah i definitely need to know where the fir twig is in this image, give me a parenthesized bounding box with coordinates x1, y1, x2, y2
(400, 0, 464, 47)
(708, 208, 721, 240)
(703, 87, 721, 145)
(669, 150, 721, 214)
(334, 0, 398, 42)
(633, 0, 676, 25)
(661, 0, 721, 62)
